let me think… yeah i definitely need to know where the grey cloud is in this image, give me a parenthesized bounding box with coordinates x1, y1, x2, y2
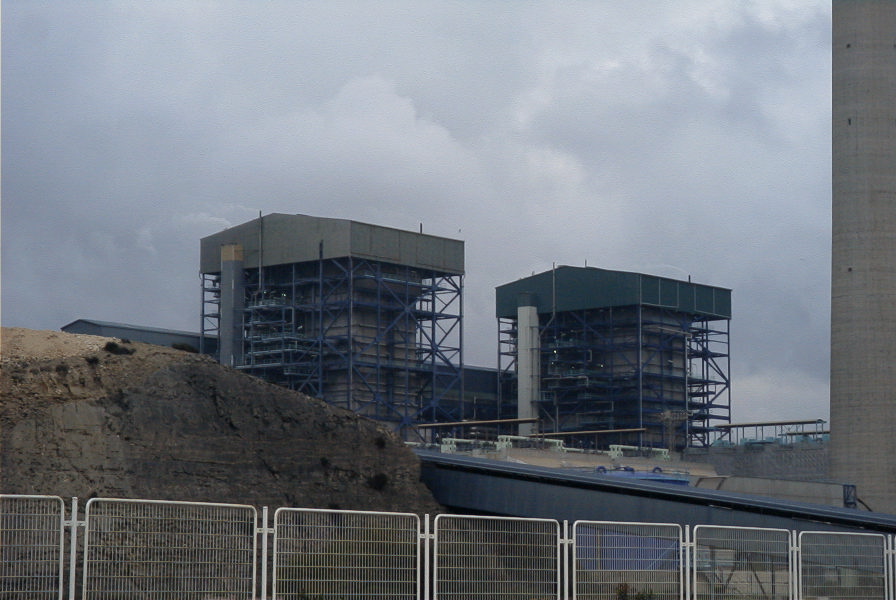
(2, 2, 832, 422)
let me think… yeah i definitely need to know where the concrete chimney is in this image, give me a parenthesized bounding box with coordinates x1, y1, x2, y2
(830, 0, 896, 513)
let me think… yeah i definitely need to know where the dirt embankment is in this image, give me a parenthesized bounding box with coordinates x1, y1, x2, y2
(0, 328, 441, 513)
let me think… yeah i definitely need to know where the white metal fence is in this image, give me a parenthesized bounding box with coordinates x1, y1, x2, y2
(1, 494, 893, 600)
(273, 508, 420, 599)
(573, 521, 682, 600)
(433, 514, 561, 599)
(798, 531, 888, 600)
(82, 498, 257, 599)
(0, 495, 65, 600)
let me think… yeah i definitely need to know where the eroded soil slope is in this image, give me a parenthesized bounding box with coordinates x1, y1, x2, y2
(0, 328, 441, 513)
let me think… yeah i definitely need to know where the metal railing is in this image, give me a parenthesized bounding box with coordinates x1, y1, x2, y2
(433, 514, 561, 599)
(0, 495, 65, 600)
(692, 525, 792, 600)
(273, 508, 420, 599)
(82, 498, 257, 599)
(573, 521, 683, 600)
(1, 494, 893, 599)
(798, 531, 888, 600)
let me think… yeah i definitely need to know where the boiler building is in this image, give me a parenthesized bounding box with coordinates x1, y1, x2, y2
(200, 213, 464, 437)
(497, 266, 730, 449)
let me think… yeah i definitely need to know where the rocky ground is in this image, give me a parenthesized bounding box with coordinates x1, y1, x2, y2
(0, 328, 441, 514)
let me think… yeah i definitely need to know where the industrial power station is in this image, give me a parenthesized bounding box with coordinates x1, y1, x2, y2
(189, 1, 896, 512)
(199, 214, 465, 437)
(56, 1, 896, 514)
(497, 266, 730, 450)
(200, 214, 730, 447)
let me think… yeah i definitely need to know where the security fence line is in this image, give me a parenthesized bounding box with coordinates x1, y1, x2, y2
(1, 494, 893, 600)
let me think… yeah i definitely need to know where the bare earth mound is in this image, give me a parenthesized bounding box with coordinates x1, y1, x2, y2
(0, 328, 441, 513)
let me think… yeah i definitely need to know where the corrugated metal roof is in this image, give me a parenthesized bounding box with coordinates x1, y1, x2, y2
(61, 319, 201, 338)
(495, 265, 731, 320)
(418, 450, 896, 533)
(200, 213, 464, 275)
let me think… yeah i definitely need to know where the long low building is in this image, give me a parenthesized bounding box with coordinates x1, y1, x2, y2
(61, 319, 216, 355)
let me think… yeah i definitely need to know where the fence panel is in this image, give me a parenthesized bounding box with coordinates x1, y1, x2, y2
(10, 492, 896, 600)
(0, 495, 66, 600)
(692, 525, 791, 600)
(798, 531, 887, 600)
(572, 521, 682, 600)
(82, 498, 257, 599)
(272, 508, 420, 600)
(433, 514, 561, 600)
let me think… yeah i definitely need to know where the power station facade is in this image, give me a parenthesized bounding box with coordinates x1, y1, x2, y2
(75, 3, 896, 514)
(496, 266, 731, 449)
(201, 216, 733, 448)
(45, 3, 896, 514)
(200, 214, 465, 436)
(830, 1, 896, 513)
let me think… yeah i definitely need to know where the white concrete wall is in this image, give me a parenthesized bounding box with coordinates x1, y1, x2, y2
(517, 305, 540, 436)
(219, 244, 245, 367)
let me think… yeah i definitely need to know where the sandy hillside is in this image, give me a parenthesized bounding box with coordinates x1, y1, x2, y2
(0, 327, 441, 513)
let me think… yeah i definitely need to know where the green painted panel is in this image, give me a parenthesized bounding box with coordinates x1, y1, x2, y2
(496, 265, 730, 320)
(695, 286, 715, 315)
(658, 278, 679, 308)
(642, 277, 660, 306)
(715, 289, 732, 317)
(201, 213, 463, 275)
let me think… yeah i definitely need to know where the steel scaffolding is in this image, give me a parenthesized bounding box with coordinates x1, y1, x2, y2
(201, 255, 463, 437)
(497, 267, 730, 449)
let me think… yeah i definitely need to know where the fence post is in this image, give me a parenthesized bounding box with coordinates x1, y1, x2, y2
(64, 497, 80, 600)
(422, 514, 430, 600)
(563, 520, 571, 600)
(260, 506, 270, 600)
(791, 530, 799, 600)
(888, 534, 894, 600)
(682, 525, 690, 600)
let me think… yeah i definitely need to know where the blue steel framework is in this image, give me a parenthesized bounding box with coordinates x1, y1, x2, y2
(201, 255, 463, 438)
(499, 305, 729, 449)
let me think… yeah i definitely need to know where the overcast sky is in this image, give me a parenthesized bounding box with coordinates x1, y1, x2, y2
(2, 2, 831, 423)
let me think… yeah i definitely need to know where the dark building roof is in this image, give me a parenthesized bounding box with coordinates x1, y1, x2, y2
(495, 265, 731, 320)
(61, 319, 216, 354)
(200, 213, 464, 276)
